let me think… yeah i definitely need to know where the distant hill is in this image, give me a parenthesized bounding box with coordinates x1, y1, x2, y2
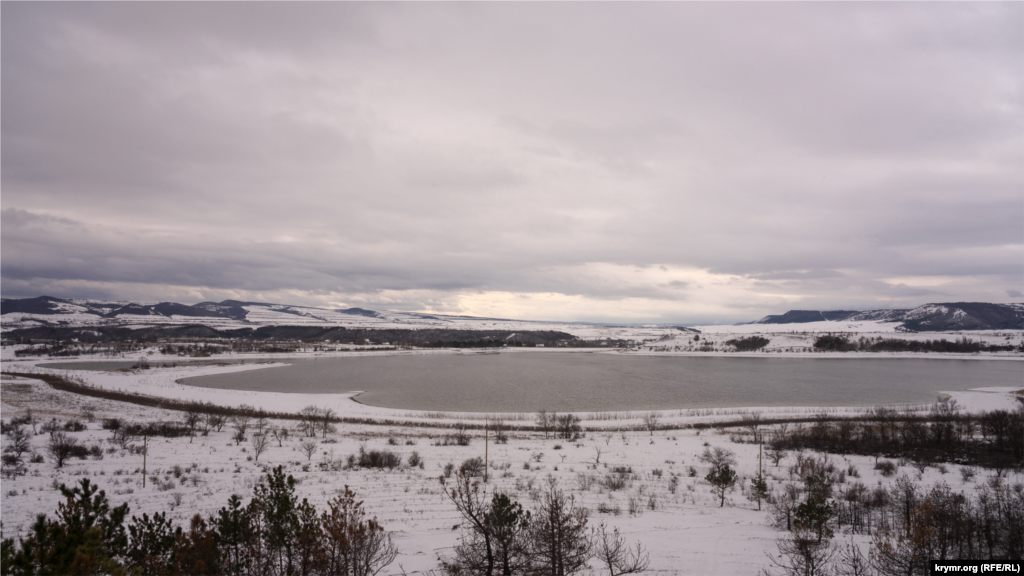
(754, 302, 1024, 331)
(0, 295, 574, 333)
(3, 296, 1022, 333)
(0, 296, 388, 323)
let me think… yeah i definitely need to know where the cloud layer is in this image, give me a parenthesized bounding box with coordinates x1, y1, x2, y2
(3, 3, 1022, 324)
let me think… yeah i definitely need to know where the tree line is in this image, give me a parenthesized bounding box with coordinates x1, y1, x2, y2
(438, 467, 648, 576)
(1, 468, 397, 576)
(1, 465, 651, 576)
(4, 326, 577, 348)
(763, 456, 1024, 576)
(813, 334, 1021, 353)
(765, 399, 1024, 469)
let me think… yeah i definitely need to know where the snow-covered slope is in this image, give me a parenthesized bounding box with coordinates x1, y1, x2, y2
(3, 297, 1022, 343)
(1, 296, 649, 340)
(754, 302, 1023, 332)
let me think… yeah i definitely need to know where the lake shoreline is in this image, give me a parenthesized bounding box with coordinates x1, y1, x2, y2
(8, 348, 1021, 419)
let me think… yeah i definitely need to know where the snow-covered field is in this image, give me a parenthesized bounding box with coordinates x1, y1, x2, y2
(2, 347, 1021, 575)
(640, 323, 1023, 356)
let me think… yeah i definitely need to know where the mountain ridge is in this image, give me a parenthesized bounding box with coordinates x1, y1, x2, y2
(0, 295, 575, 333)
(2, 296, 1022, 332)
(755, 302, 1024, 331)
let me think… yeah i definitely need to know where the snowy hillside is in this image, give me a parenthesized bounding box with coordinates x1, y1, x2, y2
(753, 302, 1023, 332)
(2, 297, 1022, 349)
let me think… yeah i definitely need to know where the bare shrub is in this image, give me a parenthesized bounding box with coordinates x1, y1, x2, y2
(557, 414, 582, 440)
(407, 451, 423, 468)
(762, 528, 836, 576)
(47, 431, 80, 468)
(642, 412, 660, 436)
(603, 472, 630, 492)
(461, 457, 485, 477)
(299, 439, 319, 462)
(356, 448, 401, 470)
(271, 426, 289, 447)
(251, 433, 270, 462)
(4, 424, 31, 458)
(874, 461, 897, 477)
(593, 521, 650, 575)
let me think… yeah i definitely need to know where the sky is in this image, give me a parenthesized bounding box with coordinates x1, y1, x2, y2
(2, 2, 1022, 325)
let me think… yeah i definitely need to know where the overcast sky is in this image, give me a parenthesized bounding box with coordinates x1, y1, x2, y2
(2, 3, 1021, 325)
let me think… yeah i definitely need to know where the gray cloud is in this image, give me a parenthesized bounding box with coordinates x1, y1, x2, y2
(2, 3, 1021, 324)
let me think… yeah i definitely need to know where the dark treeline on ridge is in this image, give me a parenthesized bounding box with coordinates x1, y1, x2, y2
(813, 334, 1021, 353)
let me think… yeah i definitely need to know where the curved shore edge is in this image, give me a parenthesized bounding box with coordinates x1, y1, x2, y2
(3, 352, 1020, 430)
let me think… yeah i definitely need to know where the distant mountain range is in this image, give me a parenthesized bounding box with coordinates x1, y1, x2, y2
(0, 295, 563, 334)
(754, 302, 1024, 332)
(0, 296, 384, 321)
(1, 296, 1022, 333)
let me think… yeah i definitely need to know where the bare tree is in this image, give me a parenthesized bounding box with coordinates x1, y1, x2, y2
(834, 538, 872, 576)
(48, 431, 80, 468)
(767, 447, 787, 467)
(699, 446, 737, 474)
(536, 410, 554, 439)
(769, 483, 802, 532)
(642, 413, 660, 436)
(318, 407, 337, 439)
(490, 419, 509, 444)
(762, 528, 836, 576)
(111, 427, 135, 450)
(300, 439, 319, 462)
(440, 470, 493, 573)
(772, 422, 790, 442)
(299, 405, 320, 437)
(229, 413, 251, 446)
(593, 522, 650, 575)
(556, 414, 582, 441)
(440, 469, 532, 576)
(453, 422, 471, 446)
(253, 409, 269, 436)
(742, 412, 764, 444)
(205, 413, 226, 432)
(271, 426, 289, 447)
(251, 433, 270, 462)
(4, 424, 31, 458)
(183, 408, 202, 443)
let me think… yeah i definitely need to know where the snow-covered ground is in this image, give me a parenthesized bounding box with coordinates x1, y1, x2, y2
(2, 348, 1021, 574)
(639, 323, 1023, 356)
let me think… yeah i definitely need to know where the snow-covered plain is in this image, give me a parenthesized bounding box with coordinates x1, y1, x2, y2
(2, 345, 1021, 575)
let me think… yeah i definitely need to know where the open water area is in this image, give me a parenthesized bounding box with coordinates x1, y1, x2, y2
(45, 352, 1024, 413)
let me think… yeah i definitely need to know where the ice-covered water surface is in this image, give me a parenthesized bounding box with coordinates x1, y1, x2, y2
(153, 353, 1023, 412)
